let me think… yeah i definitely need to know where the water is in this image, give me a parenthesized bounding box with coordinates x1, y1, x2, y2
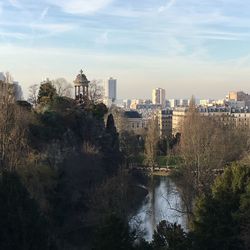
(130, 176, 187, 241)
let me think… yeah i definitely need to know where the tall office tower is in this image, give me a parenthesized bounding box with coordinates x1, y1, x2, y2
(152, 88, 166, 107)
(105, 77, 117, 103)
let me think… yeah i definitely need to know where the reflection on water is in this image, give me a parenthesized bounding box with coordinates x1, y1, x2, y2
(130, 176, 187, 241)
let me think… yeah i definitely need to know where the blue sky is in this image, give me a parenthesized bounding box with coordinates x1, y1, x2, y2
(1, 0, 250, 99)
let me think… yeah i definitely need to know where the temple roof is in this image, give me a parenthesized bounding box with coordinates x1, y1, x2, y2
(74, 69, 90, 86)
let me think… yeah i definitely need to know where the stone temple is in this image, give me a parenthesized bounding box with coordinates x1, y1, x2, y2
(74, 70, 90, 103)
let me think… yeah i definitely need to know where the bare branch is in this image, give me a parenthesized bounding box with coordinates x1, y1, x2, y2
(89, 79, 104, 104)
(52, 78, 73, 97)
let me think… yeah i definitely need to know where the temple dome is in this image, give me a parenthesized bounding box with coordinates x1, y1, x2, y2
(74, 69, 90, 86)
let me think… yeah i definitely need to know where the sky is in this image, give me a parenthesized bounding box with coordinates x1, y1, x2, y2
(1, 0, 250, 99)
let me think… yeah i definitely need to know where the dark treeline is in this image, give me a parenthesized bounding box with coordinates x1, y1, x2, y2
(0, 80, 148, 250)
(1, 82, 250, 250)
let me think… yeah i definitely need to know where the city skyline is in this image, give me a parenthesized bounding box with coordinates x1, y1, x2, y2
(1, 0, 250, 99)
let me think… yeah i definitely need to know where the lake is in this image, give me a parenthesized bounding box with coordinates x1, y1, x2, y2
(130, 175, 187, 241)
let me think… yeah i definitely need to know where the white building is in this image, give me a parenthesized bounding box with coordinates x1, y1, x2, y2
(152, 88, 166, 107)
(199, 99, 214, 106)
(179, 99, 189, 107)
(130, 99, 143, 109)
(123, 99, 131, 109)
(169, 99, 180, 108)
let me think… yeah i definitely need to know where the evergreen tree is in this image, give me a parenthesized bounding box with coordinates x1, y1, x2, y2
(92, 214, 134, 250)
(192, 164, 250, 250)
(106, 113, 117, 134)
(152, 221, 191, 250)
(101, 114, 121, 175)
(37, 80, 57, 106)
(0, 171, 53, 250)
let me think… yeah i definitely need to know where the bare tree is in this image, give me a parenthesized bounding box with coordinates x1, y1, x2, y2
(144, 116, 159, 168)
(89, 79, 104, 104)
(180, 109, 224, 192)
(28, 84, 39, 106)
(0, 96, 30, 171)
(52, 78, 73, 97)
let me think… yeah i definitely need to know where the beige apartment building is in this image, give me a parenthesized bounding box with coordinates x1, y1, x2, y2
(172, 107, 188, 134)
(172, 107, 250, 134)
(113, 109, 173, 139)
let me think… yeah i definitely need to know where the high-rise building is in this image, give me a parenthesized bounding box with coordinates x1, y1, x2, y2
(169, 99, 180, 108)
(152, 88, 166, 107)
(123, 99, 131, 109)
(105, 77, 117, 103)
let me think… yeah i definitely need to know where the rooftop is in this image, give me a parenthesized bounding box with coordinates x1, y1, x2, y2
(124, 111, 142, 119)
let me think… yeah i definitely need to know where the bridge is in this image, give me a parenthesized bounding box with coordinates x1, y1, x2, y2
(129, 164, 173, 176)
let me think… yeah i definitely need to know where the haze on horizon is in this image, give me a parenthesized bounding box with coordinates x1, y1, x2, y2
(1, 0, 250, 100)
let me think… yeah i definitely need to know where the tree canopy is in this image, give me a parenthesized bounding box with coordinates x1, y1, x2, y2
(37, 80, 57, 106)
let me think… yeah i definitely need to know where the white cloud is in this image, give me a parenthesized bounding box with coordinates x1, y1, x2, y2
(0, 21, 76, 34)
(40, 7, 49, 20)
(158, 0, 176, 13)
(30, 23, 76, 33)
(8, 0, 22, 8)
(47, 0, 113, 14)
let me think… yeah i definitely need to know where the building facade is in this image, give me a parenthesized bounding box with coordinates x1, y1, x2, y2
(157, 109, 173, 138)
(172, 107, 188, 134)
(228, 91, 250, 102)
(105, 77, 117, 104)
(172, 106, 250, 134)
(123, 111, 148, 135)
(152, 88, 166, 107)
